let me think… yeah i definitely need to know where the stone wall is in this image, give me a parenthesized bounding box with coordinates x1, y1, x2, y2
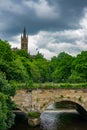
(12, 89, 87, 113)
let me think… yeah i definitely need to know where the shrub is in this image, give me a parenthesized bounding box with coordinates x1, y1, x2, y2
(28, 111, 40, 118)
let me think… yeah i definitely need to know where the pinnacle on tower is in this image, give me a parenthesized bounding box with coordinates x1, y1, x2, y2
(21, 27, 28, 52)
(23, 27, 26, 37)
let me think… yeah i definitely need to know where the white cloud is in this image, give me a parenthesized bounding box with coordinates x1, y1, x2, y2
(39, 48, 57, 59)
(76, 41, 87, 51)
(9, 35, 21, 49)
(9, 26, 86, 59)
(24, 0, 59, 19)
(57, 29, 84, 40)
(9, 7, 87, 60)
(80, 8, 87, 29)
(28, 10, 87, 59)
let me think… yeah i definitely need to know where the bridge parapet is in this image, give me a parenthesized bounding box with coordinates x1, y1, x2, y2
(12, 89, 87, 114)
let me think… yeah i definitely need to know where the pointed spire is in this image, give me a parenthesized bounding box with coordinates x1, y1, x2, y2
(23, 27, 26, 37)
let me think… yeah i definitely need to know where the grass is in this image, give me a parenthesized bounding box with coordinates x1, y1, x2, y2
(10, 81, 87, 90)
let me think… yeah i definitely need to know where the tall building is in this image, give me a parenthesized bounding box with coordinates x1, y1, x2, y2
(21, 27, 28, 52)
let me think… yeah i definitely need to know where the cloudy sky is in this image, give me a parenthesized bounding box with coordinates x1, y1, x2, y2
(0, 0, 87, 59)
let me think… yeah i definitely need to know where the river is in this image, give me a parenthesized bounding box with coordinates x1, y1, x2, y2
(9, 109, 87, 130)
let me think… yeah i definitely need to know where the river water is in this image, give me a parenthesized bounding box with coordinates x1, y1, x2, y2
(9, 110, 87, 130)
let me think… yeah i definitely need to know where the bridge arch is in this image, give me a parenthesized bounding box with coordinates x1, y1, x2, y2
(40, 99, 87, 116)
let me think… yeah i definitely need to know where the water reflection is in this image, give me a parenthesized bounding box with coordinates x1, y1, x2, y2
(9, 102, 87, 130)
(10, 111, 87, 130)
(41, 111, 87, 130)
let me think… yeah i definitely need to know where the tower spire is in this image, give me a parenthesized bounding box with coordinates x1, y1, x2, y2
(23, 27, 26, 37)
(21, 27, 28, 52)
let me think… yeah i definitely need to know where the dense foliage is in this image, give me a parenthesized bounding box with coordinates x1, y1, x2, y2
(0, 72, 16, 130)
(0, 39, 87, 83)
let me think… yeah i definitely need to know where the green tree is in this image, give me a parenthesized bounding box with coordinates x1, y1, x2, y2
(70, 51, 87, 82)
(0, 40, 15, 61)
(0, 72, 15, 130)
(33, 53, 50, 82)
(52, 52, 74, 82)
(0, 72, 16, 96)
(0, 56, 29, 82)
(7, 57, 29, 82)
(68, 70, 83, 83)
(21, 57, 41, 82)
(15, 49, 31, 59)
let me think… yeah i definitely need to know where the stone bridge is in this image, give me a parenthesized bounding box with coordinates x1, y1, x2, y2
(13, 88, 87, 115)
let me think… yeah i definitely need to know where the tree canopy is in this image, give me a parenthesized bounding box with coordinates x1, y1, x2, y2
(0, 39, 87, 83)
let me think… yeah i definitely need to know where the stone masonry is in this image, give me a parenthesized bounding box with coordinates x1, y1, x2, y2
(12, 89, 87, 113)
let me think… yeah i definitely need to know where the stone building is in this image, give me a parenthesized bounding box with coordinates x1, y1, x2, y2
(21, 27, 28, 52)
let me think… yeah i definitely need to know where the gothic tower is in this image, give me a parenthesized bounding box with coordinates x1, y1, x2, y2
(21, 27, 28, 52)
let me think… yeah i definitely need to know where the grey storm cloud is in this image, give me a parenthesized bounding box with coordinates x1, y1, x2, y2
(0, 0, 87, 38)
(0, 0, 87, 59)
